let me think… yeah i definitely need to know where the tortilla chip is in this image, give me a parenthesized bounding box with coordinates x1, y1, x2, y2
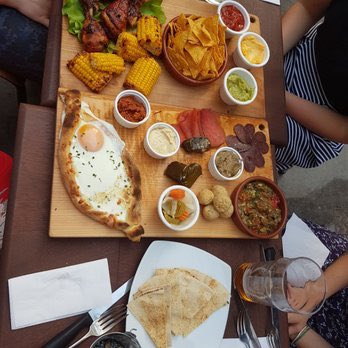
(166, 14, 226, 80)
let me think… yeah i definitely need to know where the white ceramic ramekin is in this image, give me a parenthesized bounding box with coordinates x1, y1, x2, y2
(233, 32, 270, 69)
(114, 89, 151, 129)
(208, 146, 244, 181)
(217, 1, 250, 39)
(143, 122, 180, 159)
(220, 67, 258, 106)
(158, 185, 200, 231)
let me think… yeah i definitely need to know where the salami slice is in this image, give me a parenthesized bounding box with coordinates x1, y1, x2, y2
(245, 124, 255, 144)
(172, 123, 186, 144)
(253, 131, 266, 143)
(241, 148, 256, 173)
(254, 148, 265, 168)
(226, 135, 252, 152)
(200, 109, 225, 147)
(233, 124, 248, 144)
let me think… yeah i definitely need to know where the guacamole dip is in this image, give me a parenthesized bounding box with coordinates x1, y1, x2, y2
(227, 73, 254, 101)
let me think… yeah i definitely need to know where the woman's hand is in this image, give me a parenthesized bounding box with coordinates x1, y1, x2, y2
(288, 312, 309, 340)
(0, 0, 51, 27)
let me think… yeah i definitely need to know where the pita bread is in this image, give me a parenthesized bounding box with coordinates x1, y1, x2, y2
(128, 286, 171, 348)
(155, 268, 230, 336)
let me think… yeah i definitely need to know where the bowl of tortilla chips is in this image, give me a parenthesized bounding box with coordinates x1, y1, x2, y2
(162, 14, 228, 86)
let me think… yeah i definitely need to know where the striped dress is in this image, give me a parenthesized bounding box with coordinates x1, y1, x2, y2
(275, 21, 344, 174)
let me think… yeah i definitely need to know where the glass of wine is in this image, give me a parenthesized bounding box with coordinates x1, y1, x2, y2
(234, 257, 326, 314)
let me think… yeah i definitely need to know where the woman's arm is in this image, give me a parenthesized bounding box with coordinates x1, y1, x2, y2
(282, 0, 331, 54)
(324, 252, 348, 298)
(285, 92, 348, 144)
(0, 0, 51, 27)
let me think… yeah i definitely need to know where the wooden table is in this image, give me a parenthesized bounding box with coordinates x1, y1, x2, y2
(0, 0, 289, 347)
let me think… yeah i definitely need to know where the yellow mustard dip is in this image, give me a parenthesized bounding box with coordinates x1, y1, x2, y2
(241, 36, 265, 64)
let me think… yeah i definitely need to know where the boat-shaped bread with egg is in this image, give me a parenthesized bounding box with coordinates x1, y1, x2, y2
(58, 89, 144, 241)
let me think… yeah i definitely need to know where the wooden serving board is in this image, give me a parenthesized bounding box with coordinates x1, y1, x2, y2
(60, 0, 265, 119)
(49, 90, 274, 238)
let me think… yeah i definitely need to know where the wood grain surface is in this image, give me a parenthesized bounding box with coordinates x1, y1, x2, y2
(49, 90, 274, 238)
(60, 0, 266, 119)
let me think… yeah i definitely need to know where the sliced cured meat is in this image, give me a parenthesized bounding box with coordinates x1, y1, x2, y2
(254, 148, 265, 168)
(200, 109, 225, 147)
(191, 109, 202, 138)
(179, 113, 193, 139)
(253, 131, 266, 143)
(244, 124, 255, 144)
(233, 124, 248, 144)
(241, 148, 256, 173)
(178, 110, 190, 123)
(258, 142, 269, 154)
(172, 123, 186, 144)
(226, 135, 252, 152)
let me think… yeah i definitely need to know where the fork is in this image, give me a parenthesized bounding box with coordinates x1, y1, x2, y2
(68, 304, 127, 348)
(266, 307, 281, 348)
(236, 309, 251, 348)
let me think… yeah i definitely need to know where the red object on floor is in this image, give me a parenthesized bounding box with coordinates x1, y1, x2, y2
(0, 151, 12, 202)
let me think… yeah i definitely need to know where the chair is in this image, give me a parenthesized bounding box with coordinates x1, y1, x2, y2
(0, 69, 26, 103)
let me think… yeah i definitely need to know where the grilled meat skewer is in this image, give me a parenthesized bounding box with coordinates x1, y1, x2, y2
(101, 0, 129, 41)
(81, 0, 99, 16)
(128, 0, 145, 26)
(81, 15, 109, 52)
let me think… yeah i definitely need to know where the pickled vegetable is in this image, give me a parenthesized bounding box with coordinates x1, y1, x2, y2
(182, 137, 211, 153)
(164, 161, 202, 188)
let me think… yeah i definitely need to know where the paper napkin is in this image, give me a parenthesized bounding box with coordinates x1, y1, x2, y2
(260, 0, 280, 5)
(8, 258, 112, 330)
(282, 213, 330, 267)
(220, 337, 268, 347)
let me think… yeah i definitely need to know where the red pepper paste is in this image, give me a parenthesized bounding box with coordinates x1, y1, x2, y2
(118, 96, 146, 122)
(221, 5, 245, 32)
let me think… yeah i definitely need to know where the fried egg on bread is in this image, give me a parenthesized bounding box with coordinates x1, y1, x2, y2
(58, 90, 144, 241)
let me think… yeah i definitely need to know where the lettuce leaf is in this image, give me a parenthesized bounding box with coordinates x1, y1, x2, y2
(140, 0, 166, 24)
(62, 0, 85, 39)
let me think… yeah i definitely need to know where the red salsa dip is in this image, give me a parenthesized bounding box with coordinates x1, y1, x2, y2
(237, 180, 282, 234)
(221, 5, 245, 32)
(117, 96, 146, 123)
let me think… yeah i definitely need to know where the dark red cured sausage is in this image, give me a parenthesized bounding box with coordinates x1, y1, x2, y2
(244, 124, 255, 144)
(200, 109, 225, 147)
(172, 123, 186, 144)
(253, 131, 266, 143)
(226, 135, 252, 152)
(191, 109, 202, 138)
(233, 124, 248, 143)
(254, 148, 265, 167)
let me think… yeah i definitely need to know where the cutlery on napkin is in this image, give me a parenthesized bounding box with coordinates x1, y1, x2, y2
(8, 258, 112, 330)
(220, 337, 269, 347)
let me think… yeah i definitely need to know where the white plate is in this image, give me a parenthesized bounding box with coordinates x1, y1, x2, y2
(126, 241, 232, 348)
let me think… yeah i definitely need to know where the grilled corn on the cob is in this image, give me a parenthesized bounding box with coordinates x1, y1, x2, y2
(115, 32, 149, 62)
(124, 57, 161, 96)
(89, 53, 125, 74)
(67, 52, 112, 93)
(137, 16, 162, 56)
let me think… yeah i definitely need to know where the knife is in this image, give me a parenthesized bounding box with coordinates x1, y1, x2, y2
(42, 277, 133, 348)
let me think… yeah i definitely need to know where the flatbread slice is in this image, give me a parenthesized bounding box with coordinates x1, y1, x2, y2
(128, 286, 171, 348)
(155, 268, 230, 336)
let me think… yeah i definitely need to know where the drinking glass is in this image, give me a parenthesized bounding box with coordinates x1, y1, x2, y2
(234, 257, 326, 314)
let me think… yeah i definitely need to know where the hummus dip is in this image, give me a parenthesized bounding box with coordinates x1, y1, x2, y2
(149, 126, 177, 155)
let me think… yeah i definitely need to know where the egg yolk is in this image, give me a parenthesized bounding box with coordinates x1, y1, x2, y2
(77, 124, 104, 152)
